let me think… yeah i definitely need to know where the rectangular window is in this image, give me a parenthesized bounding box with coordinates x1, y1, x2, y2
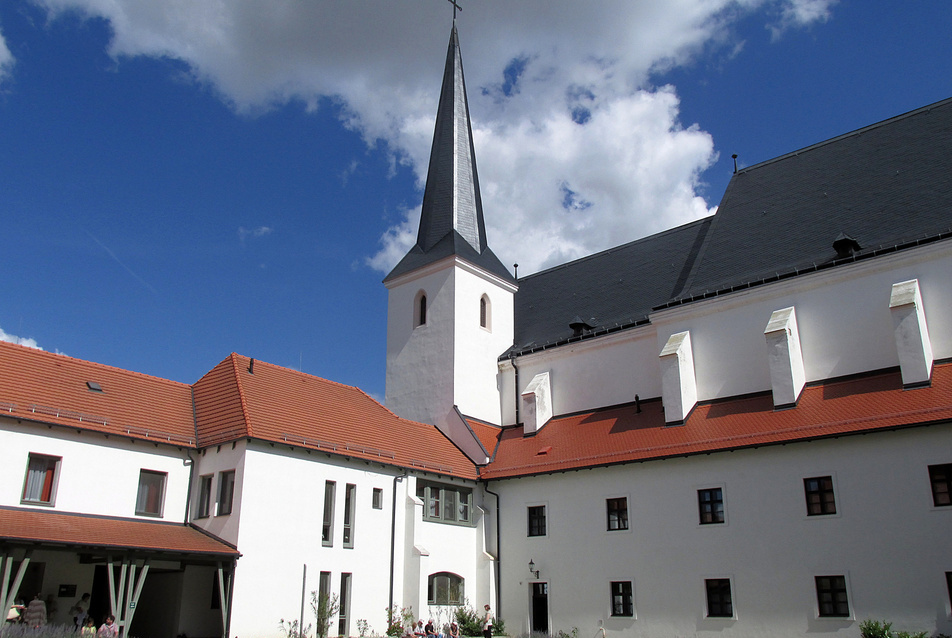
(804, 476, 836, 515)
(372, 487, 383, 510)
(197, 474, 213, 519)
(607, 497, 628, 531)
(705, 578, 733, 618)
(929, 463, 952, 507)
(21, 454, 61, 505)
(527, 505, 546, 537)
(610, 581, 633, 617)
(217, 470, 236, 516)
(338, 572, 352, 637)
(343, 483, 356, 549)
(135, 470, 167, 517)
(417, 481, 474, 526)
(319, 571, 331, 600)
(698, 488, 725, 524)
(322, 481, 336, 546)
(815, 575, 850, 617)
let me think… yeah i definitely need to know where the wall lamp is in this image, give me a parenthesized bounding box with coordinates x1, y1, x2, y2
(528, 559, 540, 579)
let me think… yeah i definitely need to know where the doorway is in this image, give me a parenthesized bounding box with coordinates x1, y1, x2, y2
(530, 582, 548, 634)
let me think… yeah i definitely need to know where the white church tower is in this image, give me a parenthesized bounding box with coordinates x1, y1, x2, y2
(384, 23, 516, 443)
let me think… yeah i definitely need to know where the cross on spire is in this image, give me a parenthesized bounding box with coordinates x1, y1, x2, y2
(446, 0, 462, 22)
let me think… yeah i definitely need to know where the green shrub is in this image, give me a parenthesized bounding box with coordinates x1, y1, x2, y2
(859, 618, 927, 638)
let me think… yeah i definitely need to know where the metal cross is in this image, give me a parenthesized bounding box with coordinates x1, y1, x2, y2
(446, 0, 462, 20)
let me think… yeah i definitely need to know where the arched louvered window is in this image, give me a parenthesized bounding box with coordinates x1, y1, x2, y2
(479, 294, 491, 331)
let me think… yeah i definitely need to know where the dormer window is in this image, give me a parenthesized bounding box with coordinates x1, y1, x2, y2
(479, 295, 491, 331)
(415, 291, 428, 327)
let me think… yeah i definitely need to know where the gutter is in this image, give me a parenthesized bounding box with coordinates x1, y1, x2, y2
(483, 483, 502, 618)
(388, 470, 409, 616)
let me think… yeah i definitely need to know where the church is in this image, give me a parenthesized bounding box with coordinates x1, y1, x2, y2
(2, 21, 952, 638)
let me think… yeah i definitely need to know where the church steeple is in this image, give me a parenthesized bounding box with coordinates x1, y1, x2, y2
(384, 24, 514, 284)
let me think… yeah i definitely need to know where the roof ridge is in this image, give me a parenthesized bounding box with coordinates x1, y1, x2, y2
(228, 353, 256, 439)
(0, 339, 190, 388)
(735, 96, 952, 176)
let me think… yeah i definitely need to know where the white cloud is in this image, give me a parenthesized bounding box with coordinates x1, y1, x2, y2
(0, 327, 42, 350)
(0, 23, 15, 85)
(238, 226, 273, 241)
(30, 0, 836, 274)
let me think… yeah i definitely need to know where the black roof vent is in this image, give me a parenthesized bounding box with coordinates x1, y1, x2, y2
(833, 232, 861, 258)
(569, 316, 596, 337)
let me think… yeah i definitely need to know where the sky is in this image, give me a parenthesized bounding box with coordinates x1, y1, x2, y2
(1, 0, 950, 401)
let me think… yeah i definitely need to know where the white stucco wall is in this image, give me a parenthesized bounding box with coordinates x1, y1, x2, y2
(500, 242, 952, 425)
(226, 446, 489, 638)
(491, 424, 952, 638)
(0, 418, 190, 522)
(190, 440, 247, 546)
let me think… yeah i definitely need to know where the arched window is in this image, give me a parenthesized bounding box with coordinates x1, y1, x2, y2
(414, 291, 427, 327)
(479, 294, 491, 331)
(428, 572, 464, 605)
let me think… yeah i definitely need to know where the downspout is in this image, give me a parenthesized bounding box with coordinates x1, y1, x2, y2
(483, 483, 501, 619)
(388, 470, 409, 616)
(512, 358, 520, 426)
(224, 557, 237, 638)
(183, 449, 195, 524)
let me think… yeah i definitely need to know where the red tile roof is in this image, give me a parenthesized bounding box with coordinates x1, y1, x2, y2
(481, 363, 952, 479)
(0, 341, 196, 445)
(0, 506, 238, 557)
(467, 419, 503, 459)
(195, 354, 478, 479)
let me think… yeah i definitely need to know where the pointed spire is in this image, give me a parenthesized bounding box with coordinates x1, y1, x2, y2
(417, 24, 487, 254)
(384, 23, 515, 285)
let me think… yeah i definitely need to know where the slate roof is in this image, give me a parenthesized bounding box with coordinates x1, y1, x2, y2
(0, 506, 238, 557)
(385, 25, 514, 285)
(511, 97, 952, 353)
(480, 362, 952, 480)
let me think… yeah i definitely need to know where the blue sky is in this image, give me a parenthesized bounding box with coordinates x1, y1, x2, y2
(0, 0, 950, 400)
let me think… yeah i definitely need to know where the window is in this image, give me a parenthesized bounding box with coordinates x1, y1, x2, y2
(804, 476, 836, 515)
(21, 454, 60, 505)
(610, 581, 633, 617)
(343, 483, 356, 548)
(415, 292, 427, 327)
(479, 295, 491, 330)
(946, 572, 952, 609)
(373, 487, 383, 510)
(135, 470, 167, 517)
(217, 470, 236, 516)
(929, 463, 952, 506)
(322, 481, 336, 546)
(698, 488, 724, 524)
(815, 575, 850, 617)
(428, 572, 464, 605)
(338, 573, 352, 637)
(607, 497, 628, 531)
(417, 481, 473, 526)
(319, 571, 331, 600)
(197, 474, 213, 518)
(527, 505, 546, 537)
(704, 579, 733, 618)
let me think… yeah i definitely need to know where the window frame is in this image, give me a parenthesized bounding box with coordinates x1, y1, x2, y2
(704, 578, 734, 619)
(197, 474, 213, 519)
(372, 487, 383, 510)
(427, 572, 465, 606)
(479, 294, 492, 331)
(414, 291, 428, 328)
(21, 453, 61, 506)
(322, 480, 336, 547)
(606, 496, 629, 531)
(135, 469, 167, 517)
(698, 487, 725, 525)
(217, 470, 236, 516)
(338, 572, 352, 637)
(928, 463, 952, 507)
(610, 581, 634, 617)
(804, 475, 837, 516)
(815, 575, 851, 618)
(417, 481, 474, 526)
(527, 504, 547, 537)
(343, 483, 356, 549)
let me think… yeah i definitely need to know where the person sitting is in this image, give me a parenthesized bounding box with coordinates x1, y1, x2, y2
(413, 619, 426, 638)
(425, 619, 437, 638)
(448, 621, 461, 638)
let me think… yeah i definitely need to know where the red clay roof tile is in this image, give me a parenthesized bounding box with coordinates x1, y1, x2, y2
(0, 506, 238, 556)
(481, 363, 952, 479)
